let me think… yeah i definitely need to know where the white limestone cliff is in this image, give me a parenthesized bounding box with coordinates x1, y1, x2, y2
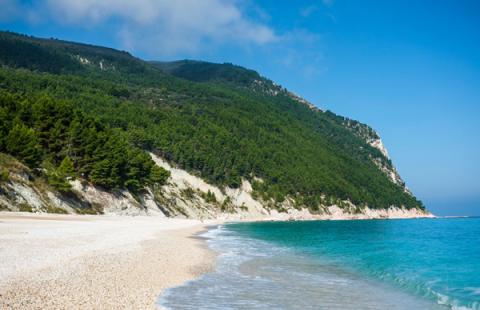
(0, 153, 433, 220)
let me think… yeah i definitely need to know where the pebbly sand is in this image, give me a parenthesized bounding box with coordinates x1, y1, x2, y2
(0, 212, 218, 309)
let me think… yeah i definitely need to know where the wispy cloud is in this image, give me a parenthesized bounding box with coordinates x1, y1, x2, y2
(322, 0, 335, 7)
(13, 0, 278, 56)
(300, 5, 318, 18)
(4, 0, 328, 76)
(272, 29, 327, 78)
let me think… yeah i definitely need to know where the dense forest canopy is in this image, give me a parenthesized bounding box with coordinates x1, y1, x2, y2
(0, 31, 423, 210)
(0, 91, 169, 192)
(151, 60, 263, 86)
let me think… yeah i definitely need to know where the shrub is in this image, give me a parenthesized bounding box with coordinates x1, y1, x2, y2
(202, 190, 217, 203)
(0, 169, 9, 182)
(18, 203, 33, 212)
(46, 205, 68, 214)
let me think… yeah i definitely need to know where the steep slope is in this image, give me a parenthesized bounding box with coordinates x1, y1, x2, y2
(0, 151, 430, 219)
(152, 59, 411, 193)
(151, 60, 318, 109)
(0, 31, 427, 217)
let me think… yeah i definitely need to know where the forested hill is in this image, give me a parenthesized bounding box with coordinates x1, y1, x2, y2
(151, 60, 264, 86)
(0, 31, 424, 212)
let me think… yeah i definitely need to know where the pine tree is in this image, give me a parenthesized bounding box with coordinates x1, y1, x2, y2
(47, 156, 75, 192)
(58, 156, 75, 179)
(0, 107, 8, 149)
(149, 165, 170, 186)
(5, 123, 42, 167)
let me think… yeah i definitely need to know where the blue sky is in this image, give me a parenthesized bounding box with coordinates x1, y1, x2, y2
(1, 0, 479, 215)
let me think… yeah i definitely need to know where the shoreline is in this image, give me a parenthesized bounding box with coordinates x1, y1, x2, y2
(0, 212, 220, 309)
(159, 219, 458, 310)
(0, 211, 437, 309)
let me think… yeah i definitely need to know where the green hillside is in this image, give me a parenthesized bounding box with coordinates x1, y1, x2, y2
(0, 31, 423, 211)
(151, 60, 263, 86)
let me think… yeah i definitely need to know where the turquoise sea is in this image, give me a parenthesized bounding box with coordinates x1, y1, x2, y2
(159, 217, 480, 309)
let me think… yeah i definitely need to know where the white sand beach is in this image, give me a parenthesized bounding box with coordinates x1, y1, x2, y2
(0, 212, 218, 309)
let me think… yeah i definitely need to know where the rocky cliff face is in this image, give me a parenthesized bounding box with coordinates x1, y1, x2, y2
(340, 117, 410, 192)
(0, 153, 432, 220)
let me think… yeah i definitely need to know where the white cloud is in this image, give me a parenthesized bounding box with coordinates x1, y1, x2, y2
(27, 0, 278, 56)
(300, 5, 318, 18)
(322, 0, 334, 7)
(3, 0, 327, 75)
(269, 29, 326, 78)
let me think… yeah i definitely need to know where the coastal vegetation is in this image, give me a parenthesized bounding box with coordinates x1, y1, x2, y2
(0, 91, 170, 193)
(0, 31, 423, 210)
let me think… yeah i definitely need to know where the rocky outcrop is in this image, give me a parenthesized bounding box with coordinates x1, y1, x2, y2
(0, 158, 165, 216)
(248, 78, 410, 193)
(339, 118, 412, 192)
(0, 153, 433, 220)
(148, 153, 432, 220)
